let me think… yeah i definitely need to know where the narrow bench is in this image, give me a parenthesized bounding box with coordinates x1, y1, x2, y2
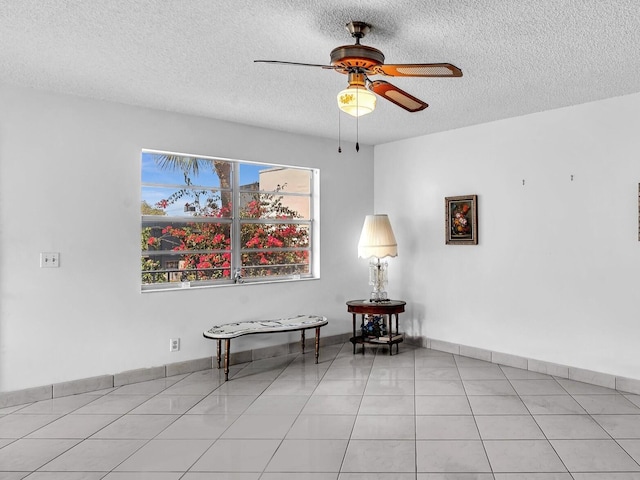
(203, 314, 328, 380)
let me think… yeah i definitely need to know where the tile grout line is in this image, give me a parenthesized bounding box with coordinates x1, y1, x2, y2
(455, 353, 496, 478)
(501, 365, 574, 476)
(260, 349, 322, 477)
(333, 342, 369, 477)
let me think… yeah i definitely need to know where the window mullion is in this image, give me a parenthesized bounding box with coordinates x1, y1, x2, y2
(231, 162, 242, 280)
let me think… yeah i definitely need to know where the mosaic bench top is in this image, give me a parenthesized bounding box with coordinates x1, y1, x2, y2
(203, 314, 328, 339)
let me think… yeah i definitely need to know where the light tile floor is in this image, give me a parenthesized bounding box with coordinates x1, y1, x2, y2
(2, 342, 640, 479)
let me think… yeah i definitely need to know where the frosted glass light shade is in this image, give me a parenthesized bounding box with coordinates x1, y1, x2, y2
(337, 86, 376, 117)
(358, 214, 398, 259)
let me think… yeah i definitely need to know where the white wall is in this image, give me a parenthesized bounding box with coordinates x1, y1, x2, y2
(375, 92, 640, 379)
(0, 83, 374, 392)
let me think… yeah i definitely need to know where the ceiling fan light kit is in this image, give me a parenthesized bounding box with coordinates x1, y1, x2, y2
(337, 71, 376, 117)
(337, 86, 377, 117)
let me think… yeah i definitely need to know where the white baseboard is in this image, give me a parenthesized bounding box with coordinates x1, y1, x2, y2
(0, 331, 350, 409)
(405, 335, 640, 395)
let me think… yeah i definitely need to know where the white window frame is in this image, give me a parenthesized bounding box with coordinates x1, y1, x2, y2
(141, 149, 319, 292)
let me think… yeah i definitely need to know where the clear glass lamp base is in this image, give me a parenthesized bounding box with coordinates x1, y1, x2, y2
(368, 258, 389, 302)
(369, 290, 388, 302)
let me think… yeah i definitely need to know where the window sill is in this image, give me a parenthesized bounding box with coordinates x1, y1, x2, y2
(141, 275, 318, 293)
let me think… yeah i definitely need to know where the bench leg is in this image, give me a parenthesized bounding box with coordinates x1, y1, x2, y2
(315, 326, 321, 364)
(224, 339, 230, 381)
(216, 340, 221, 369)
(301, 330, 305, 354)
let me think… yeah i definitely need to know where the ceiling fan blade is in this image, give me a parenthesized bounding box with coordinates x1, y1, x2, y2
(254, 60, 336, 70)
(368, 80, 428, 112)
(372, 63, 462, 77)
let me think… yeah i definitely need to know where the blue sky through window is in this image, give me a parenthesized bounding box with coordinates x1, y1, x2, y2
(141, 152, 266, 216)
(141, 152, 263, 186)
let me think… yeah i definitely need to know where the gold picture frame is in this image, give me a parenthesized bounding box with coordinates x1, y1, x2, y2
(445, 194, 478, 245)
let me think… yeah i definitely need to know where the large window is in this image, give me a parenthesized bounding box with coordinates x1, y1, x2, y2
(141, 150, 317, 291)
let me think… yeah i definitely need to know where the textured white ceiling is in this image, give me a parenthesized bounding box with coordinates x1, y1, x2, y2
(1, 0, 639, 146)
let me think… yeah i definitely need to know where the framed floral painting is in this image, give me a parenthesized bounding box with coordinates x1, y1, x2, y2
(445, 194, 478, 245)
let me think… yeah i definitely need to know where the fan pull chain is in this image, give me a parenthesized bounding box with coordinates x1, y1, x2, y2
(338, 110, 342, 153)
(355, 87, 360, 152)
(356, 117, 360, 152)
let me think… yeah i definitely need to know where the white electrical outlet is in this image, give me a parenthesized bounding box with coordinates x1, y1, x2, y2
(169, 338, 180, 352)
(40, 252, 60, 268)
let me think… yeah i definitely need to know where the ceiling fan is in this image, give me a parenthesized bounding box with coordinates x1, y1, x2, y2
(255, 21, 462, 116)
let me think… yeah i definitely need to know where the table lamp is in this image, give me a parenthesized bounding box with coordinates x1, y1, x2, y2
(357, 214, 398, 302)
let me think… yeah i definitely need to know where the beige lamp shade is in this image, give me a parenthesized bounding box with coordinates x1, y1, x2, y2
(357, 214, 398, 259)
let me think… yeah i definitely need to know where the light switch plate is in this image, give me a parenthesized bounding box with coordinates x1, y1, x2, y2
(40, 252, 60, 268)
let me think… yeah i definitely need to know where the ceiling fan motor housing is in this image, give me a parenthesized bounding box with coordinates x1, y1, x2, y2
(330, 44, 385, 73)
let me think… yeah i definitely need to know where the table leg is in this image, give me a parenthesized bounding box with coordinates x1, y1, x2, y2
(361, 314, 365, 355)
(387, 314, 393, 356)
(315, 326, 321, 364)
(395, 313, 400, 354)
(216, 340, 221, 369)
(351, 313, 357, 354)
(301, 329, 306, 354)
(224, 339, 230, 381)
